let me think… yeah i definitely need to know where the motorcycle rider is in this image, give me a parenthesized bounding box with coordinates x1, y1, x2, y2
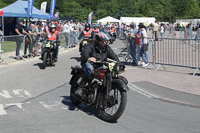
(78, 23, 94, 52)
(93, 25, 100, 35)
(109, 25, 116, 38)
(75, 32, 120, 96)
(41, 24, 60, 62)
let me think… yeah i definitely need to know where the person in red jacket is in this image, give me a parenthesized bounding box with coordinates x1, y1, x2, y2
(78, 23, 94, 52)
(40, 24, 60, 62)
(93, 25, 100, 35)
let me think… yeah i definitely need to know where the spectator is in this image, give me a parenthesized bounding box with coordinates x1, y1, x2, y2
(44, 22, 51, 33)
(68, 22, 75, 48)
(35, 22, 44, 55)
(139, 24, 149, 67)
(63, 21, 69, 48)
(160, 23, 164, 41)
(15, 19, 28, 56)
(129, 23, 138, 66)
(26, 23, 37, 54)
(74, 21, 80, 45)
(135, 28, 141, 64)
(56, 21, 62, 33)
(153, 21, 158, 41)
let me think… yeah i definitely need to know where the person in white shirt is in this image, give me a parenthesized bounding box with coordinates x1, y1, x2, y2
(160, 24, 164, 41)
(63, 21, 69, 48)
(68, 22, 75, 48)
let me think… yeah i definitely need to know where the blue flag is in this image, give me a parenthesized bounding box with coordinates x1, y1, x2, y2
(88, 12, 93, 24)
(28, 0, 34, 17)
(50, 0, 56, 19)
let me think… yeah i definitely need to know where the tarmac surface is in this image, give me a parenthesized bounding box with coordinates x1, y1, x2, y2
(0, 39, 200, 133)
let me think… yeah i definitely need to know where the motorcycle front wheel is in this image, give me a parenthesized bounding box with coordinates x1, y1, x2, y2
(70, 74, 81, 105)
(99, 83, 127, 122)
(43, 52, 48, 69)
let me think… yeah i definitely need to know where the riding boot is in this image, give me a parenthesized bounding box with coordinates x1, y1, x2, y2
(75, 76, 87, 97)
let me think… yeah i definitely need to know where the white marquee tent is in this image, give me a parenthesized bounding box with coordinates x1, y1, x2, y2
(97, 16, 121, 24)
(120, 17, 156, 25)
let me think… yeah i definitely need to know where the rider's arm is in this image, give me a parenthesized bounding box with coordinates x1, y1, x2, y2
(107, 46, 120, 62)
(91, 30, 95, 39)
(78, 31, 84, 40)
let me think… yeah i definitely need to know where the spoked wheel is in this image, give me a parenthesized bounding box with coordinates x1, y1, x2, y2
(43, 52, 48, 69)
(99, 83, 127, 122)
(70, 74, 81, 105)
(50, 53, 54, 65)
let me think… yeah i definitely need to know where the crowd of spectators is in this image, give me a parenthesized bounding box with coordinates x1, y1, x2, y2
(14, 19, 85, 57)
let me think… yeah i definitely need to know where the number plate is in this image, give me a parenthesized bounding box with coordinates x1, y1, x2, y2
(83, 41, 88, 44)
(46, 43, 51, 48)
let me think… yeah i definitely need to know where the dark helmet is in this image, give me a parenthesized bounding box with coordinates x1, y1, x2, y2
(85, 23, 90, 30)
(94, 32, 109, 52)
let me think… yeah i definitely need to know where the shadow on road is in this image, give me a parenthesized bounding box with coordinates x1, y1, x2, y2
(70, 57, 81, 62)
(33, 63, 44, 69)
(33, 63, 56, 69)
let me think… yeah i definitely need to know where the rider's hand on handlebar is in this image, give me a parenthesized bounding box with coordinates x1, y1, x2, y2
(88, 57, 96, 63)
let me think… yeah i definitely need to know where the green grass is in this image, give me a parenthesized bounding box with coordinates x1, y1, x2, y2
(1, 41, 23, 53)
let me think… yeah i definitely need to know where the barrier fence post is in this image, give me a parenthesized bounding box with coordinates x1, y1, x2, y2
(0, 36, 8, 65)
(151, 38, 156, 68)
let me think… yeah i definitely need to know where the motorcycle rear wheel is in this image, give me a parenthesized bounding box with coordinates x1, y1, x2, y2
(99, 83, 127, 122)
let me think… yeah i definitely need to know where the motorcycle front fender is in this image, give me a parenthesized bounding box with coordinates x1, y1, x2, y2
(69, 65, 83, 85)
(112, 79, 129, 91)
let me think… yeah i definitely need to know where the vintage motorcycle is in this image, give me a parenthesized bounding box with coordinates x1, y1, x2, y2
(42, 40, 59, 69)
(108, 31, 116, 44)
(79, 38, 93, 53)
(69, 59, 129, 122)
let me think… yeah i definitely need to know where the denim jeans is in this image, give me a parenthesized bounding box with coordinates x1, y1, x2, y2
(64, 32, 69, 47)
(140, 42, 149, 64)
(130, 38, 138, 64)
(74, 32, 78, 44)
(16, 36, 24, 56)
(160, 33, 163, 40)
(136, 45, 141, 61)
(82, 62, 94, 78)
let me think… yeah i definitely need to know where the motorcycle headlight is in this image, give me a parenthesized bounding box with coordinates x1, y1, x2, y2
(114, 64, 125, 74)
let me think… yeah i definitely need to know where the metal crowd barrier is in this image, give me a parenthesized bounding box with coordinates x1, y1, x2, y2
(152, 38, 200, 75)
(121, 35, 200, 75)
(60, 31, 79, 48)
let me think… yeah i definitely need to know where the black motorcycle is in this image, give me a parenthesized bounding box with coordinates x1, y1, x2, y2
(79, 38, 93, 53)
(108, 32, 116, 44)
(42, 40, 59, 69)
(69, 59, 129, 122)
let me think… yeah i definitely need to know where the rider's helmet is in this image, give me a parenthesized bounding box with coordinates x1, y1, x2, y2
(50, 24, 56, 32)
(94, 32, 109, 52)
(85, 23, 90, 31)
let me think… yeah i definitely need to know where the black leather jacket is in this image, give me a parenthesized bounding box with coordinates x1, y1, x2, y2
(81, 43, 120, 65)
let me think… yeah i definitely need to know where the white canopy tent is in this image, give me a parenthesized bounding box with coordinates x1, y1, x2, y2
(120, 17, 156, 26)
(97, 16, 121, 24)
